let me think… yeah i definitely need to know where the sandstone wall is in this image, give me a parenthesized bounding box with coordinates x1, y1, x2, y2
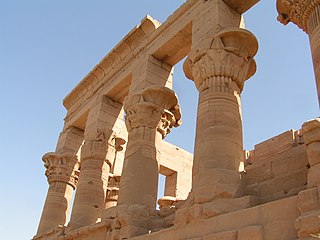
(243, 130, 308, 204)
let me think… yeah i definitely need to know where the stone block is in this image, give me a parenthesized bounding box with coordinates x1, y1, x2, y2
(202, 196, 258, 218)
(295, 211, 320, 238)
(271, 146, 308, 176)
(308, 164, 320, 188)
(261, 196, 299, 240)
(259, 168, 307, 197)
(303, 128, 320, 145)
(119, 225, 148, 239)
(203, 230, 237, 240)
(244, 162, 273, 185)
(306, 142, 320, 166)
(254, 130, 296, 157)
(214, 205, 260, 231)
(297, 188, 320, 214)
(237, 225, 263, 240)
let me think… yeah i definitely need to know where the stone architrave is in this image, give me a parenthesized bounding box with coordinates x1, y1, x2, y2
(183, 28, 258, 204)
(37, 153, 79, 234)
(117, 86, 181, 209)
(67, 130, 116, 231)
(277, 0, 320, 106)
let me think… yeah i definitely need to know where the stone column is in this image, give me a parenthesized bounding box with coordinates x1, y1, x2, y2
(67, 131, 116, 230)
(117, 86, 181, 209)
(277, 0, 320, 106)
(183, 28, 258, 204)
(37, 153, 79, 234)
(302, 118, 320, 188)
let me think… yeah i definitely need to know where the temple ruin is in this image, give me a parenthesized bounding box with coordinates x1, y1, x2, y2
(34, 0, 320, 239)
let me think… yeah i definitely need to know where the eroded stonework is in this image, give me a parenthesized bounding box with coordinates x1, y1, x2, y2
(34, 0, 320, 239)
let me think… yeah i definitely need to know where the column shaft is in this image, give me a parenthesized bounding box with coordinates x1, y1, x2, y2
(68, 137, 113, 229)
(309, 5, 320, 105)
(117, 86, 181, 209)
(37, 182, 73, 234)
(183, 28, 258, 203)
(118, 126, 162, 208)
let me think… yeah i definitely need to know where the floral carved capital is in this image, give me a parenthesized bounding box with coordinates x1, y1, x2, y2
(183, 28, 258, 92)
(124, 86, 181, 138)
(42, 152, 80, 189)
(277, 0, 320, 33)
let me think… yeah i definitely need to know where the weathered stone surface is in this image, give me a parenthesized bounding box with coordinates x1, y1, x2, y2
(237, 225, 263, 240)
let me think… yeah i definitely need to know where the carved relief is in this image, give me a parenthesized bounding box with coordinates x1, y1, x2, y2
(124, 86, 181, 139)
(183, 28, 258, 92)
(106, 174, 121, 205)
(42, 152, 80, 189)
(277, 0, 320, 33)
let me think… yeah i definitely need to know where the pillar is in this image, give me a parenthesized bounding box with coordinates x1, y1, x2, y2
(302, 118, 320, 187)
(117, 85, 181, 209)
(183, 28, 258, 204)
(67, 96, 122, 230)
(37, 153, 79, 234)
(55, 126, 84, 155)
(277, 0, 320, 106)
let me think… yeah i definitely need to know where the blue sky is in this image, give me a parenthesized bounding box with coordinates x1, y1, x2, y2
(0, 1, 318, 239)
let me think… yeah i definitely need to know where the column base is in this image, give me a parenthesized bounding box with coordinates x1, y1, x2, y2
(102, 204, 154, 239)
(32, 225, 65, 240)
(192, 168, 242, 204)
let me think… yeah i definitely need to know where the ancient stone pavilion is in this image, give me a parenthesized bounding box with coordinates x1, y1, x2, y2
(34, 0, 320, 239)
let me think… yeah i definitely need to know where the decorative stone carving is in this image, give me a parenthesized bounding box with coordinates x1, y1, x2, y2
(81, 129, 108, 163)
(105, 174, 121, 209)
(43, 152, 80, 189)
(183, 28, 258, 92)
(277, 0, 320, 33)
(158, 196, 176, 209)
(124, 86, 181, 139)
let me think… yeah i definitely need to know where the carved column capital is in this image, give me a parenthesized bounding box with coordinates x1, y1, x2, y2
(124, 86, 181, 138)
(183, 28, 258, 92)
(277, 0, 320, 33)
(42, 152, 80, 189)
